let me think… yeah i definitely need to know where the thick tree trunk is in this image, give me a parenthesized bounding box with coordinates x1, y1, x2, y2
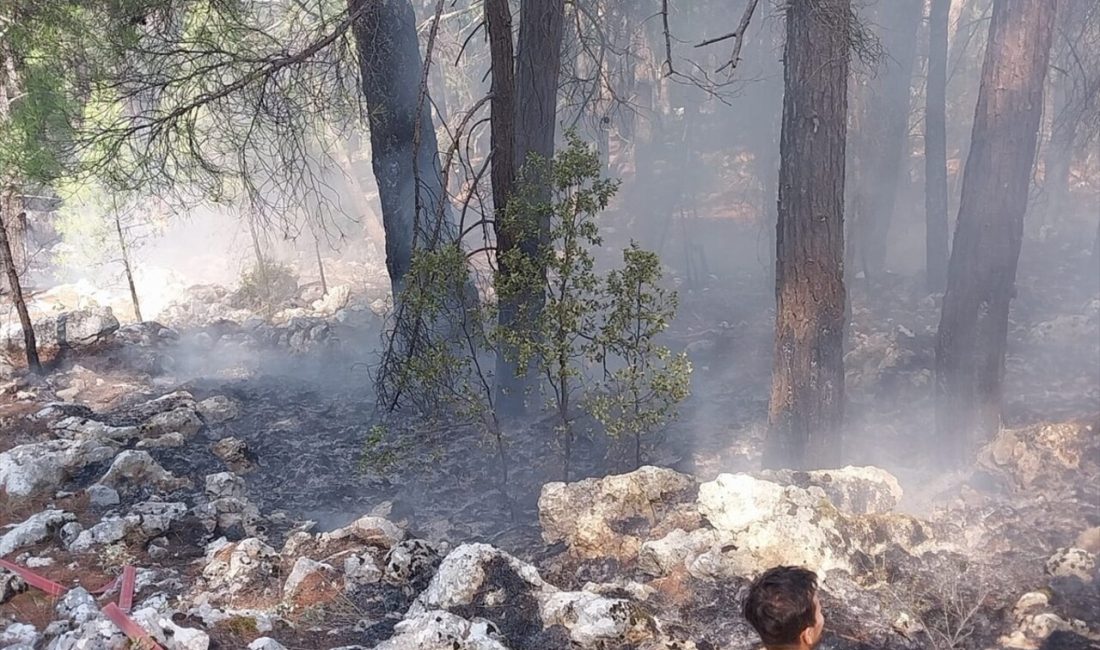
(855, 0, 923, 281)
(935, 0, 1056, 462)
(925, 0, 951, 293)
(349, 0, 453, 298)
(0, 191, 40, 373)
(494, 0, 566, 416)
(763, 0, 850, 470)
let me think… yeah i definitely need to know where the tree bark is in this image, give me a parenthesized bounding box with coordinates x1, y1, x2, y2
(935, 0, 1057, 462)
(855, 0, 923, 281)
(764, 0, 850, 470)
(925, 0, 951, 293)
(348, 0, 454, 298)
(494, 0, 566, 416)
(0, 191, 40, 373)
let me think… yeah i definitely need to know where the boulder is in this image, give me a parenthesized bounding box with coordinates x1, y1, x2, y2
(197, 473, 261, 538)
(0, 438, 118, 500)
(47, 617, 128, 649)
(372, 610, 508, 650)
(997, 590, 1095, 649)
(85, 484, 121, 507)
(205, 472, 246, 500)
(538, 590, 641, 647)
(322, 515, 404, 549)
(131, 606, 211, 650)
(197, 396, 240, 425)
(311, 285, 351, 315)
(97, 450, 191, 494)
(68, 501, 187, 552)
(57, 308, 120, 347)
(56, 588, 100, 625)
(979, 417, 1100, 490)
(52, 416, 139, 444)
(211, 437, 254, 472)
(248, 638, 288, 650)
(0, 509, 75, 556)
(637, 528, 719, 577)
(408, 543, 547, 616)
(538, 466, 698, 560)
(383, 539, 442, 589)
(142, 407, 204, 438)
(696, 473, 937, 576)
(200, 537, 280, 601)
(755, 466, 903, 514)
(283, 557, 342, 609)
(1045, 548, 1096, 582)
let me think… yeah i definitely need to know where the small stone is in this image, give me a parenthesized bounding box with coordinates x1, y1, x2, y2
(0, 623, 39, 648)
(56, 588, 99, 624)
(248, 637, 289, 650)
(323, 515, 404, 548)
(344, 553, 383, 586)
(0, 570, 28, 605)
(86, 484, 121, 507)
(1075, 527, 1100, 554)
(205, 472, 246, 500)
(60, 521, 84, 546)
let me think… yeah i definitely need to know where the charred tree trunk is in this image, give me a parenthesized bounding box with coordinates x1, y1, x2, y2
(763, 0, 850, 470)
(934, 0, 1057, 462)
(114, 212, 143, 323)
(925, 0, 951, 293)
(494, 0, 566, 416)
(0, 191, 40, 373)
(348, 0, 453, 298)
(855, 0, 923, 282)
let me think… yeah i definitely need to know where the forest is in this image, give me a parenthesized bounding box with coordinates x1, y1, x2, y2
(0, 0, 1097, 649)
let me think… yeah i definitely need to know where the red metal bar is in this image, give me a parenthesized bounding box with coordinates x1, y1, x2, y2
(118, 565, 136, 612)
(90, 574, 121, 596)
(102, 602, 163, 650)
(0, 559, 67, 598)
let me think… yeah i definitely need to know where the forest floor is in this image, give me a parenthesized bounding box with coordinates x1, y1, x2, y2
(1, 225, 1097, 649)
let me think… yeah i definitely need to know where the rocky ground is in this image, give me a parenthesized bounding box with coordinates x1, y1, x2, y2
(1, 238, 1098, 650)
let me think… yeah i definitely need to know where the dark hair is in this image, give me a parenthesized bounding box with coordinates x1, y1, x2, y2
(743, 566, 819, 647)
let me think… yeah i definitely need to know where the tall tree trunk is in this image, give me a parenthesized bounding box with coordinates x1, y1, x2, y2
(1041, 69, 1078, 238)
(856, 0, 923, 281)
(0, 191, 40, 373)
(494, 0, 566, 416)
(935, 0, 1057, 462)
(763, 0, 850, 470)
(114, 212, 143, 322)
(925, 0, 952, 293)
(348, 0, 454, 298)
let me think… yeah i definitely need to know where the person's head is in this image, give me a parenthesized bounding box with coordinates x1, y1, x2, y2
(743, 566, 824, 649)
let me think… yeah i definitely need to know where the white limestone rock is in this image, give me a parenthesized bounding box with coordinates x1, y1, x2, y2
(0, 509, 75, 556)
(0, 439, 118, 500)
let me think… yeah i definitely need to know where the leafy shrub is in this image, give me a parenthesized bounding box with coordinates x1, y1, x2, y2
(233, 259, 298, 310)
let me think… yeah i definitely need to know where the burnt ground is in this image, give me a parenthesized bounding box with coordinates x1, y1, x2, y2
(47, 232, 1093, 563)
